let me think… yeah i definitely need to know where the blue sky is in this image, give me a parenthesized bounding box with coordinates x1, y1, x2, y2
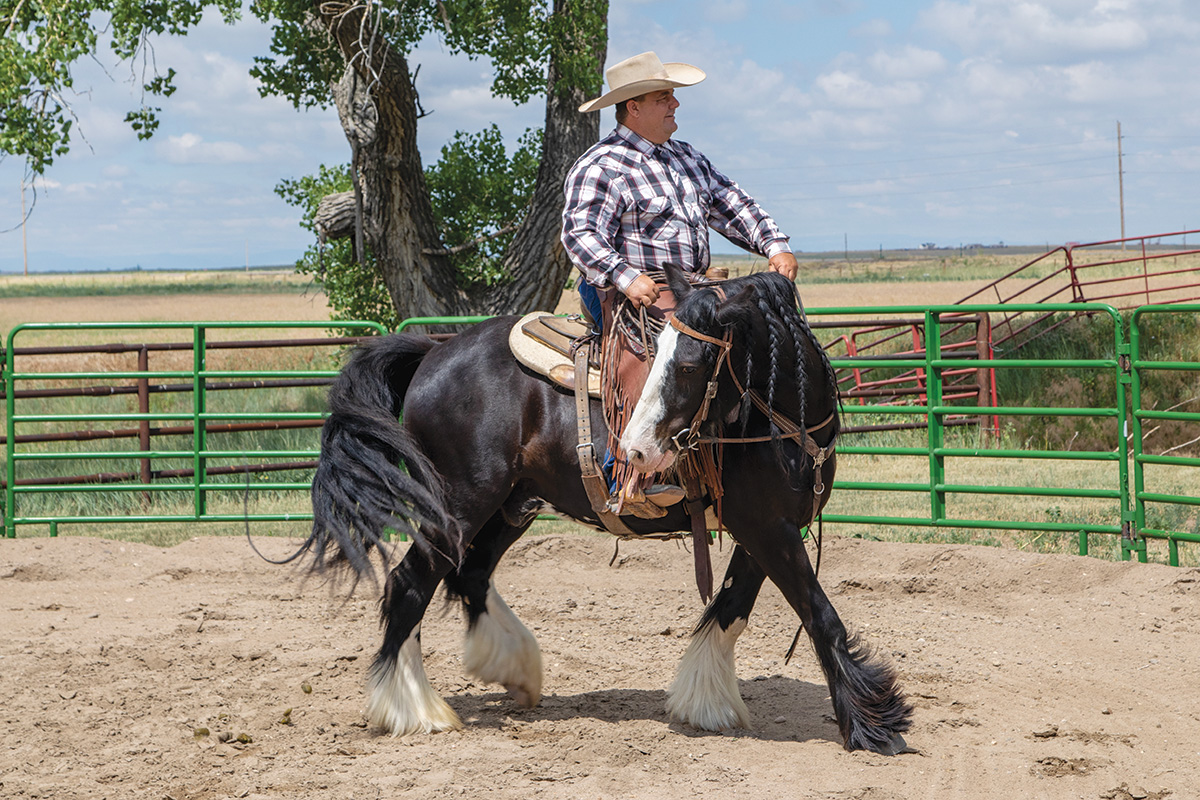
(3, 0, 1200, 273)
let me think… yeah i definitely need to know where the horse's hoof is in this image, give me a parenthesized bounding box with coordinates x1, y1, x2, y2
(504, 682, 540, 708)
(875, 732, 911, 756)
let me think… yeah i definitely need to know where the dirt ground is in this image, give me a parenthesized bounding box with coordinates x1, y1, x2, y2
(2, 531, 1198, 800)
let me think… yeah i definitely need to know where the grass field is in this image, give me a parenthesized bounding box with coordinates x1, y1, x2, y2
(2, 260, 1197, 566)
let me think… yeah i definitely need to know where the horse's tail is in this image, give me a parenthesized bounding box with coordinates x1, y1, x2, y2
(304, 333, 458, 583)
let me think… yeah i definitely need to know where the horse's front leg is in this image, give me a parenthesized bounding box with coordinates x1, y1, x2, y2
(367, 548, 462, 736)
(735, 518, 913, 753)
(667, 544, 766, 730)
(443, 507, 542, 708)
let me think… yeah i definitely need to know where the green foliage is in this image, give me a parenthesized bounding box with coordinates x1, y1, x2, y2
(250, 0, 602, 111)
(1, 0, 240, 172)
(2, 0, 599, 172)
(276, 125, 542, 321)
(425, 124, 542, 286)
(275, 164, 399, 332)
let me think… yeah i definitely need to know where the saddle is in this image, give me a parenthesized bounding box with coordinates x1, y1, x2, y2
(506, 273, 727, 602)
(508, 312, 601, 397)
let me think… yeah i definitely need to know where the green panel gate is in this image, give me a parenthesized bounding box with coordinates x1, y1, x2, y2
(1130, 305, 1200, 565)
(3, 308, 1198, 566)
(3, 321, 385, 538)
(812, 303, 1135, 558)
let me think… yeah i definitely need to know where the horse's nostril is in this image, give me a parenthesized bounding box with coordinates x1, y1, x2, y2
(628, 448, 644, 463)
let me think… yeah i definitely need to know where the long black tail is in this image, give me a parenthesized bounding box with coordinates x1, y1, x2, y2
(303, 333, 458, 582)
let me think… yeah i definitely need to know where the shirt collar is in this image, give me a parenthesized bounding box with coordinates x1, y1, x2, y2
(615, 124, 670, 157)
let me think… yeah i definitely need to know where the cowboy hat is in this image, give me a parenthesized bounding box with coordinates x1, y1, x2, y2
(578, 51, 706, 113)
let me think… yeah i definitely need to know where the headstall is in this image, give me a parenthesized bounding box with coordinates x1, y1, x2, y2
(666, 310, 837, 499)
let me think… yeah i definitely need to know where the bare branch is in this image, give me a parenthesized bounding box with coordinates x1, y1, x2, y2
(422, 222, 521, 257)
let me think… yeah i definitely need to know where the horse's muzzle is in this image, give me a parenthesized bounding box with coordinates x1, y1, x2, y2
(625, 442, 677, 474)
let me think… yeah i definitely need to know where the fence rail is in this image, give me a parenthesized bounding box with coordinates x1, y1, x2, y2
(3, 309, 1197, 565)
(3, 321, 385, 538)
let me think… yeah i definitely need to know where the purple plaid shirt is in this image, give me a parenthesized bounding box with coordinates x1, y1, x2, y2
(561, 125, 791, 292)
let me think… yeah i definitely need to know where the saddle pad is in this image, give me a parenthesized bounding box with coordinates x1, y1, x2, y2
(509, 312, 601, 398)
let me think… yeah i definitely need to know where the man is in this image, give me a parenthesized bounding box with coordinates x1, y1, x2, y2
(560, 51, 799, 517)
(562, 50, 799, 320)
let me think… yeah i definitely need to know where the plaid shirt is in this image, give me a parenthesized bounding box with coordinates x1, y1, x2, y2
(562, 125, 791, 292)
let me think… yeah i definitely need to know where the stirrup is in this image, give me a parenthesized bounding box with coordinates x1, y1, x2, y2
(644, 484, 685, 507)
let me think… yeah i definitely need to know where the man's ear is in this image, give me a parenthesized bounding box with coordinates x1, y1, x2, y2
(716, 284, 758, 328)
(664, 263, 692, 300)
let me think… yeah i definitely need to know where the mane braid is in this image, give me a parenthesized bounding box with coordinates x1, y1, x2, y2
(739, 321, 755, 437)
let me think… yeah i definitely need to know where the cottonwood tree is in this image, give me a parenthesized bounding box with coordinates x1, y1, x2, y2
(1, 0, 607, 318)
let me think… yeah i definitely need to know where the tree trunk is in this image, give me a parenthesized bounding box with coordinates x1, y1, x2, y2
(484, 0, 607, 315)
(317, 0, 606, 320)
(316, 2, 462, 322)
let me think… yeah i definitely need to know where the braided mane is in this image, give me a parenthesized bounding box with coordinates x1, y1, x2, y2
(678, 271, 839, 466)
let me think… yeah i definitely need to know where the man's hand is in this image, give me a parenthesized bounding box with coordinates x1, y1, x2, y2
(621, 273, 661, 308)
(768, 252, 799, 282)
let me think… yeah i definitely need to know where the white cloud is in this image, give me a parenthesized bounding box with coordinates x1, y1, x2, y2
(158, 133, 257, 164)
(869, 46, 947, 79)
(702, 0, 749, 22)
(852, 18, 894, 37)
(919, 0, 1152, 62)
(815, 70, 925, 108)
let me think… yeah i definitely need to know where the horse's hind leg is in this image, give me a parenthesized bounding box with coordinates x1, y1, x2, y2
(366, 548, 462, 736)
(443, 507, 542, 708)
(667, 544, 766, 730)
(742, 523, 912, 753)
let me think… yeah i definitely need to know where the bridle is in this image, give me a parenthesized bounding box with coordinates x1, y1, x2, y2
(666, 311, 837, 499)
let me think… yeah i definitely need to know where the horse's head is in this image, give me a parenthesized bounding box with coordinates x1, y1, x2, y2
(620, 265, 760, 473)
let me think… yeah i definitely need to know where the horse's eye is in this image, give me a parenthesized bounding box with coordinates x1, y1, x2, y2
(680, 364, 698, 375)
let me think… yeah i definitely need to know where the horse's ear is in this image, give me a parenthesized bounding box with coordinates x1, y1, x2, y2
(716, 284, 759, 327)
(663, 263, 692, 300)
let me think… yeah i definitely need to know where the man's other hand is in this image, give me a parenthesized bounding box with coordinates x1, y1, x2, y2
(621, 273, 661, 307)
(768, 252, 798, 281)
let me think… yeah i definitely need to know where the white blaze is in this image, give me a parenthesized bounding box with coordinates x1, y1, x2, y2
(619, 324, 679, 472)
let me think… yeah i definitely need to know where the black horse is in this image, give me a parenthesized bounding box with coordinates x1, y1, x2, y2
(303, 266, 912, 753)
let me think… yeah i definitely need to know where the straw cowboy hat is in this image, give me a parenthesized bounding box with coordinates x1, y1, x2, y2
(578, 51, 706, 113)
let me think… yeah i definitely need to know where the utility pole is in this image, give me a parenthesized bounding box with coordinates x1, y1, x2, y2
(20, 178, 29, 275)
(1117, 121, 1126, 251)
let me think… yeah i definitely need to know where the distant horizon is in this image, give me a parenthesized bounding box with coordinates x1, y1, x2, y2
(6, 229, 1200, 277)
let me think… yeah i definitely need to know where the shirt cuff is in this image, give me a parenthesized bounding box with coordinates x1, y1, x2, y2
(612, 265, 643, 294)
(764, 238, 792, 259)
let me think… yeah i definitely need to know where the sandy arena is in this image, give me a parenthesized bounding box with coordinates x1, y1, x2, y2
(2, 530, 1198, 800)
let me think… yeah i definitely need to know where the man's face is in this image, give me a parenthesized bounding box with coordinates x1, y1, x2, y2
(628, 89, 679, 144)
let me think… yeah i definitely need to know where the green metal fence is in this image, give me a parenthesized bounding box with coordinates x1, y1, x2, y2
(3, 321, 385, 538)
(3, 308, 1197, 565)
(1129, 305, 1200, 565)
(812, 303, 1139, 559)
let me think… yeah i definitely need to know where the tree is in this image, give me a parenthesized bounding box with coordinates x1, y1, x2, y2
(1, 0, 608, 318)
(1, 0, 241, 174)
